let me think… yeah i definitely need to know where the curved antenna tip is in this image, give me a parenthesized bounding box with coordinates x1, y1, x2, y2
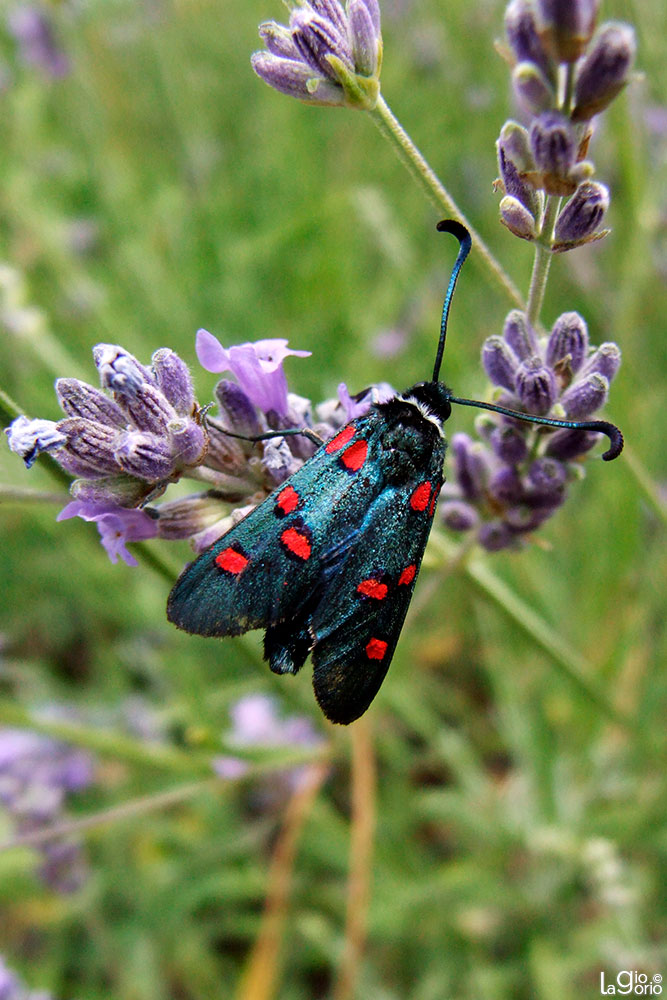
(436, 219, 472, 248)
(598, 422, 624, 461)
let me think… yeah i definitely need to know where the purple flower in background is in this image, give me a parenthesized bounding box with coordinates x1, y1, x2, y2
(228, 693, 323, 751)
(214, 694, 326, 798)
(57, 501, 158, 566)
(7, 5, 69, 78)
(196, 330, 310, 418)
(0, 727, 95, 894)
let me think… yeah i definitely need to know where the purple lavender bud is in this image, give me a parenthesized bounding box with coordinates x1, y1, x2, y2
(258, 20, 301, 58)
(528, 456, 567, 493)
(536, 0, 599, 63)
(500, 196, 538, 241)
(504, 505, 553, 531)
(56, 379, 128, 428)
(530, 111, 576, 176)
(478, 520, 515, 552)
(560, 372, 609, 419)
(489, 465, 524, 505)
(349, 0, 381, 76)
(215, 380, 263, 441)
(545, 427, 600, 459)
(503, 309, 539, 359)
(291, 8, 353, 79)
(573, 22, 636, 122)
(251, 52, 343, 104)
(504, 0, 554, 81)
(546, 311, 589, 375)
(497, 122, 541, 217)
(115, 431, 175, 481)
(152, 349, 195, 416)
(121, 383, 177, 436)
(262, 437, 302, 487)
(155, 493, 231, 540)
(481, 336, 519, 391)
(309, 0, 349, 39)
(359, 0, 381, 34)
(440, 500, 479, 532)
(512, 60, 555, 117)
(554, 181, 609, 246)
(515, 357, 557, 415)
(57, 417, 122, 477)
(580, 342, 621, 382)
(451, 434, 491, 500)
(93, 344, 152, 398)
(5, 415, 67, 468)
(204, 425, 248, 474)
(490, 424, 528, 464)
(168, 419, 207, 467)
(71, 474, 149, 507)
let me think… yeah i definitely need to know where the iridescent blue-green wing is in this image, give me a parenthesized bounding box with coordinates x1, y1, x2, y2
(310, 457, 444, 724)
(167, 416, 385, 641)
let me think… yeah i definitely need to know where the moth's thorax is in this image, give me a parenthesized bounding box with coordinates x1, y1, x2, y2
(398, 381, 453, 438)
(373, 387, 448, 485)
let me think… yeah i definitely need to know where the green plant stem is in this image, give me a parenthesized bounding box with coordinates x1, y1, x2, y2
(428, 531, 640, 736)
(0, 698, 332, 781)
(0, 485, 67, 504)
(0, 779, 219, 851)
(0, 699, 212, 775)
(526, 194, 560, 326)
(369, 95, 524, 310)
(463, 556, 639, 735)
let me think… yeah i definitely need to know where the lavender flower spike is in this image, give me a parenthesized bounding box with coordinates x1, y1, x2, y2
(252, 0, 383, 110)
(442, 309, 622, 551)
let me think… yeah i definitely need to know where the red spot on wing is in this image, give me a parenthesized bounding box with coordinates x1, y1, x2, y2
(357, 578, 388, 601)
(275, 485, 300, 517)
(215, 546, 249, 575)
(366, 637, 388, 661)
(280, 525, 312, 561)
(341, 439, 368, 472)
(325, 424, 355, 454)
(410, 480, 432, 512)
(398, 564, 416, 587)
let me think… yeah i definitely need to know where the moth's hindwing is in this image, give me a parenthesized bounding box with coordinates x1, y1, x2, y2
(310, 447, 444, 724)
(167, 415, 385, 639)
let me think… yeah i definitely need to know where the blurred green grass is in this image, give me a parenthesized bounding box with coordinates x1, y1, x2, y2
(0, 0, 665, 997)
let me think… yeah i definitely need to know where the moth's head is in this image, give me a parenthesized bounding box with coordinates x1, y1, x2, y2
(401, 381, 453, 425)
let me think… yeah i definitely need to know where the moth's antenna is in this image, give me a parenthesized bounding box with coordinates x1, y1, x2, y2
(448, 394, 624, 461)
(432, 219, 472, 384)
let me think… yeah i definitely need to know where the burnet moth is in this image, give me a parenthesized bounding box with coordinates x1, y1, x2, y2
(167, 221, 623, 725)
